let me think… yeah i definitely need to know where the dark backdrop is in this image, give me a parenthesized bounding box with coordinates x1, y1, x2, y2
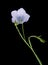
(1, 0, 48, 65)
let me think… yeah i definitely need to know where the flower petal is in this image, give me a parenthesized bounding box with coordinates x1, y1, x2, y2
(17, 8, 26, 15)
(23, 13, 30, 22)
(11, 17, 16, 23)
(11, 8, 30, 24)
(11, 10, 17, 17)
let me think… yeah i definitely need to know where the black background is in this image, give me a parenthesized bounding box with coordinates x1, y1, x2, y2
(1, 0, 48, 65)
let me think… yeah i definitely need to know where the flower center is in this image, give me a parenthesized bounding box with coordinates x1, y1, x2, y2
(16, 16, 24, 22)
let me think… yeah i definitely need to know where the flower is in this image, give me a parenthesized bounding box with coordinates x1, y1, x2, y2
(11, 8, 30, 24)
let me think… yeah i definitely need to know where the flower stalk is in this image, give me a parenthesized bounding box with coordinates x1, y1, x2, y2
(22, 24, 26, 39)
(15, 23, 43, 65)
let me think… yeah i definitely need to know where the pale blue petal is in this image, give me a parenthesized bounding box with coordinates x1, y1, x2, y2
(11, 10, 17, 17)
(17, 8, 26, 15)
(11, 8, 30, 24)
(11, 17, 16, 23)
(23, 13, 30, 22)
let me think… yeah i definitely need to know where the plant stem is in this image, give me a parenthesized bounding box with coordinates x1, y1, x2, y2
(22, 24, 26, 39)
(15, 25, 30, 48)
(15, 24, 43, 65)
(31, 47, 42, 65)
(28, 36, 43, 65)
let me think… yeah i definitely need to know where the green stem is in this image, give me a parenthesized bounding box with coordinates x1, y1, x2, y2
(15, 25, 30, 48)
(28, 35, 45, 43)
(31, 47, 42, 65)
(28, 36, 43, 65)
(22, 24, 26, 39)
(15, 24, 43, 65)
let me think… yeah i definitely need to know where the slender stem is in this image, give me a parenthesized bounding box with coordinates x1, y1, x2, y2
(28, 35, 45, 43)
(28, 36, 43, 65)
(15, 25, 30, 48)
(28, 37, 32, 48)
(15, 24, 43, 65)
(31, 47, 42, 65)
(22, 24, 26, 39)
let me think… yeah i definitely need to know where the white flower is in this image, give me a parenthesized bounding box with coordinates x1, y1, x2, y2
(11, 8, 30, 24)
